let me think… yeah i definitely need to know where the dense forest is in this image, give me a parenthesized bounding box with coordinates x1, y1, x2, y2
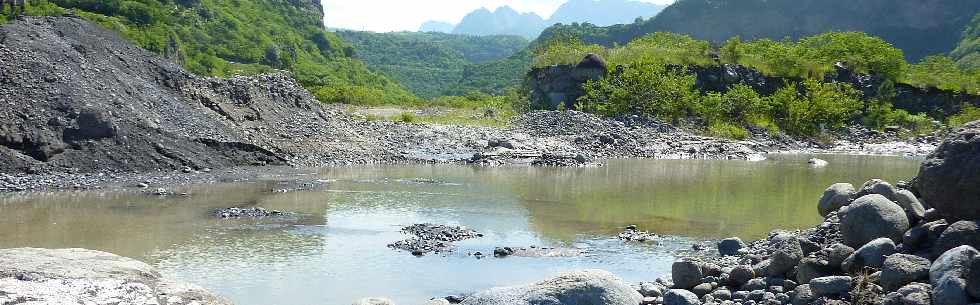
(336, 31, 529, 98)
(1, 0, 418, 105)
(537, 0, 980, 62)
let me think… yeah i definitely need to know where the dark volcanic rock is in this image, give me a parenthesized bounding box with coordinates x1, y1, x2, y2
(387, 224, 482, 256)
(880, 254, 931, 291)
(214, 207, 289, 219)
(915, 120, 980, 221)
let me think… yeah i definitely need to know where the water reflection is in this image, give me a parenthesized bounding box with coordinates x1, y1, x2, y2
(0, 154, 921, 304)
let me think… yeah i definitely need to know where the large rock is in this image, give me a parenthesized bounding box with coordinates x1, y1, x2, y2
(460, 269, 643, 305)
(818, 183, 855, 217)
(809, 276, 852, 297)
(968, 257, 980, 299)
(934, 220, 980, 257)
(768, 233, 804, 276)
(933, 276, 970, 305)
(839, 194, 910, 247)
(671, 260, 703, 289)
(718, 237, 745, 256)
(663, 289, 701, 305)
(880, 254, 931, 291)
(0, 248, 231, 305)
(881, 282, 932, 305)
(842, 237, 897, 272)
(914, 121, 980, 221)
(796, 257, 832, 284)
(929, 246, 978, 305)
(894, 190, 926, 222)
(729, 265, 755, 287)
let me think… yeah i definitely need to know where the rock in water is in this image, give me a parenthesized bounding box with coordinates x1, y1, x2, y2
(808, 158, 829, 167)
(915, 120, 980, 221)
(818, 183, 854, 217)
(718, 237, 745, 256)
(880, 254, 931, 291)
(460, 269, 642, 305)
(663, 289, 702, 305)
(0, 248, 231, 305)
(839, 194, 910, 248)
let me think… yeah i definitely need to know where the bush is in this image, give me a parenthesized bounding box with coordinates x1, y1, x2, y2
(769, 80, 862, 136)
(709, 122, 750, 140)
(949, 105, 980, 126)
(906, 55, 978, 94)
(577, 62, 699, 121)
(397, 112, 417, 123)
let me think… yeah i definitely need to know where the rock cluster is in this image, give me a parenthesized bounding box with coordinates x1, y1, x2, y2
(630, 174, 980, 305)
(214, 207, 289, 219)
(387, 224, 483, 256)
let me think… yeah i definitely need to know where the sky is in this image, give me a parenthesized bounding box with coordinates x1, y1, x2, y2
(323, 0, 675, 32)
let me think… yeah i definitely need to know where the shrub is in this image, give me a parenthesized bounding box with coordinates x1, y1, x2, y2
(709, 122, 751, 140)
(769, 80, 862, 136)
(577, 62, 699, 121)
(949, 105, 980, 126)
(906, 55, 978, 94)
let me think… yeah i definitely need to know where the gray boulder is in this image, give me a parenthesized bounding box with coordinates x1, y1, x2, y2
(0, 248, 232, 305)
(809, 276, 852, 297)
(934, 220, 980, 257)
(968, 257, 980, 299)
(768, 233, 804, 276)
(882, 282, 932, 305)
(933, 276, 970, 305)
(729, 265, 754, 287)
(842, 237, 897, 272)
(930, 245, 978, 287)
(790, 284, 815, 305)
(672, 260, 703, 289)
(460, 269, 643, 305)
(880, 254, 931, 291)
(718, 237, 745, 256)
(894, 190, 926, 222)
(818, 183, 854, 217)
(826, 243, 855, 269)
(663, 289, 701, 305)
(796, 257, 832, 284)
(839, 194, 910, 248)
(914, 121, 980, 221)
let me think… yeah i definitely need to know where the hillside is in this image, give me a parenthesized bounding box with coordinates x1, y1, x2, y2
(452, 6, 547, 39)
(538, 0, 980, 62)
(6, 0, 417, 105)
(337, 31, 529, 98)
(952, 13, 980, 71)
(548, 0, 665, 27)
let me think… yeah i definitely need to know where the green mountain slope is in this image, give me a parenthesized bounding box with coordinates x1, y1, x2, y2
(336, 30, 529, 98)
(952, 13, 980, 71)
(538, 0, 980, 62)
(4, 0, 417, 105)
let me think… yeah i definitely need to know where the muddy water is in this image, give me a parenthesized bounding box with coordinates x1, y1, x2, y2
(0, 154, 921, 304)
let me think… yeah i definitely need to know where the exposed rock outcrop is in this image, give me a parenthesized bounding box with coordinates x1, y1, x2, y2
(0, 248, 231, 305)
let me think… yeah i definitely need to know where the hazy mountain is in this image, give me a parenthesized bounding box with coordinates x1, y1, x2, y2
(538, 0, 980, 61)
(452, 6, 548, 39)
(419, 20, 455, 33)
(549, 0, 666, 26)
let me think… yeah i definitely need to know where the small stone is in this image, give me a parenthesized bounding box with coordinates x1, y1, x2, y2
(809, 276, 852, 297)
(742, 278, 767, 291)
(818, 183, 855, 217)
(718, 237, 745, 256)
(692, 283, 713, 297)
(710, 288, 732, 301)
(664, 289, 701, 305)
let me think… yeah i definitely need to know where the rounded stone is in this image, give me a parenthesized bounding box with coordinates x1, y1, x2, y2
(842, 237, 897, 272)
(663, 289, 702, 305)
(934, 220, 980, 257)
(809, 276, 852, 297)
(718, 237, 746, 256)
(839, 194, 910, 248)
(880, 254, 931, 291)
(672, 260, 703, 290)
(914, 121, 980, 221)
(818, 183, 854, 217)
(729, 265, 755, 287)
(768, 233, 804, 276)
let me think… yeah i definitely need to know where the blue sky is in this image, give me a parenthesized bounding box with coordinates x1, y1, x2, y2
(323, 0, 675, 32)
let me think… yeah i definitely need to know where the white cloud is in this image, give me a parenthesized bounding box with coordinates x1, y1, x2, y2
(323, 0, 674, 32)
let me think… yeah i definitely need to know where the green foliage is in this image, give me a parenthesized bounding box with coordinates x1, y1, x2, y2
(949, 105, 980, 127)
(952, 13, 980, 71)
(577, 62, 699, 121)
(531, 38, 607, 67)
(797, 32, 908, 80)
(906, 55, 979, 94)
(22, 0, 417, 105)
(771, 80, 863, 136)
(336, 30, 530, 98)
(708, 123, 750, 140)
(397, 112, 417, 124)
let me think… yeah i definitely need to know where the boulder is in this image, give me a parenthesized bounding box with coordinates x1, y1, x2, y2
(880, 254, 931, 291)
(460, 269, 642, 305)
(639, 282, 664, 297)
(894, 190, 926, 222)
(826, 243, 855, 269)
(796, 257, 832, 284)
(930, 245, 978, 287)
(743, 278, 767, 291)
(663, 289, 701, 305)
(809, 276, 852, 297)
(818, 183, 854, 217)
(933, 276, 970, 305)
(808, 158, 829, 167)
(691, 283, 713, 297)
(934, 220, 980, 257)
(881, 282, 932, 305)
(718, 237, 745, 256)
(967, 257, 980, 299)
(672, 260, 703, 289)
(768, 233, 804, 276)
(914, 121, 980, 221)
(870, 180, 901, 202)
(729, 265, 755, 287)
(903, 226, 930, 250)
(790, 284, 814, 305)
(842, 238, 897, 272)
(0, 248, 231, 305)
(839, 194, 910, 247)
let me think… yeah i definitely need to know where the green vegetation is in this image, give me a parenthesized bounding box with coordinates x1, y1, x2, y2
(335, 30, 528, 98)
(9, 0, 417, 105)
(545, 31, 970, 138)
(949, 105, 980, 127)
(952, 13, 980, 71)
